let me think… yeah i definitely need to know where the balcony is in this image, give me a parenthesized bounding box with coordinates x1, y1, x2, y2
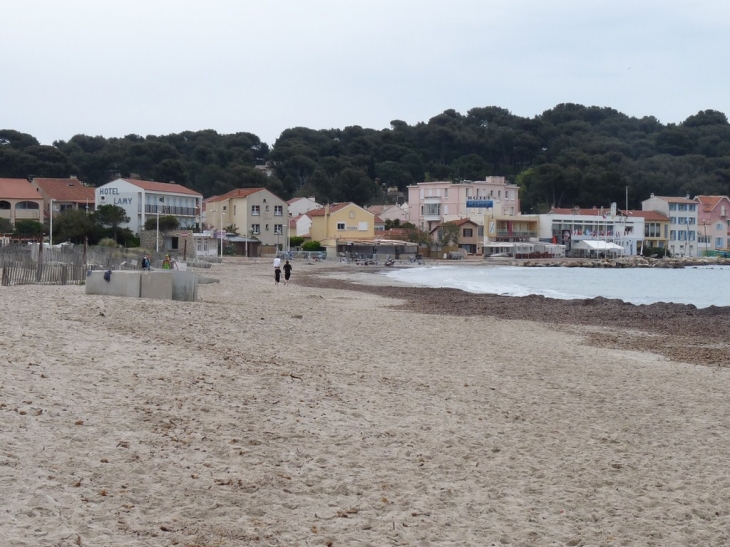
(497, 229, 536, 237)
(145, 205, 197, 216)
(423, 214, 442, 222)
(423, 196, 441, 204)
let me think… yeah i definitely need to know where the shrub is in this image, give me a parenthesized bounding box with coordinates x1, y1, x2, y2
(301, 240, 323, 251)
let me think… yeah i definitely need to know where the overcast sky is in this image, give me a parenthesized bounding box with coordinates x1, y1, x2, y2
(3, 0, 729, 147)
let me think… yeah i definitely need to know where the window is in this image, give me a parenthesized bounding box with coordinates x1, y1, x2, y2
(478, 226, 484, 237)
(233, 205, 236, 215)
(444, 189, 448, 198)
(15, 201, 39, 210)
(716, 237, 724, 248)
(274, 224, 282, 235)
(265, 224, 269, 231)
(424, 203, 440, 216)
(669, 203, 677, 211)
(252, 205, 260, 215)
(265, 205, 269, 211)
(252, 224, 260, 234)
(358, 221, 367, 231)
(645, 222, 661, 238)
(337, 222, 345, 230)
(463, 228, 473, 237)
(274, 205, 283, 216)
(670, 230, 676, 240)
(718, 223, 724, 231)
(222, 205, 227, 212)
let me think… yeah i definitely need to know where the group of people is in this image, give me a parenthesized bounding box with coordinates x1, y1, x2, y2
(273, 256, 292, 285)
(140, 253, 175, 271)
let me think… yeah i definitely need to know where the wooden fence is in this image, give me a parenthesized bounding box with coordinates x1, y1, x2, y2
(0, 243, 143, 287)
(1, 261, 89, 286)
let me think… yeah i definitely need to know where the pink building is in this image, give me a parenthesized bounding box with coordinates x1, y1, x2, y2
(407, 176, 519, 232)
(696, 195, 730, 253)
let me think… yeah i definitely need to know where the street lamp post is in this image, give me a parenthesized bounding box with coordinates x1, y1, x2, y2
(49, 199, 55, 246)
(156, 206, 160, 253)
(219, 206, 224, 257)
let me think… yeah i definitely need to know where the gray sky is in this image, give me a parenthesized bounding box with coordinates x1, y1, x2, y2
(3, 0, 729, 146)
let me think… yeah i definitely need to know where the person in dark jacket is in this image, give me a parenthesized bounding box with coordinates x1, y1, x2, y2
(283, 260, 292, 285)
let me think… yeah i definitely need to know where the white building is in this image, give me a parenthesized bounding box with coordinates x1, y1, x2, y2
(95, 178, 202, 234)
(641, 194, 698, 257)
(290, 213, 313, 238)
(539, 205, 645, 256)
(287, 196, 322, 217)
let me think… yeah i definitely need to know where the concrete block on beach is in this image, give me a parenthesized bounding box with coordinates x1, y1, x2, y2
(85, 270, 141, 298)
(140, 271, 173, 300)
(172, 270, 198, 302)
(85, 270, 198, 301)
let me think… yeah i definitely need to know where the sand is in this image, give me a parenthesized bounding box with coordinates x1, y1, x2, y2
(1, 259, 730, 546)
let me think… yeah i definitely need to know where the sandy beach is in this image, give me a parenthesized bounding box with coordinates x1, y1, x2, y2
(2, 259, 730, 546)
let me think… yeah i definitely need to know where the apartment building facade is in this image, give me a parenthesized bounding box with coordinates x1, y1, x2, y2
(641, 195, 698, 257)
(407, 176, 520, 233)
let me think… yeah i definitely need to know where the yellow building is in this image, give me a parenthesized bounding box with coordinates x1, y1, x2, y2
(626, 210, 670, 251)
(308, 203, 375, 248)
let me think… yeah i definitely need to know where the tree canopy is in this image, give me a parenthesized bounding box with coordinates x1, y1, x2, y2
(94, 204, 130, 241)
(1, 104, 730, 212)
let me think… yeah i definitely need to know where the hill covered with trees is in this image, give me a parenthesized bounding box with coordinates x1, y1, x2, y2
(2, 103, 729, 213)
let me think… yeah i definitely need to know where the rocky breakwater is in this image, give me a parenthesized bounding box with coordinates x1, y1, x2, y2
(518, 256, 730, 269)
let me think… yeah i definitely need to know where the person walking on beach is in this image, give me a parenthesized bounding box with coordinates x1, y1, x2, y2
(283, 260, 292, 285)
(273, 256, 281, 285)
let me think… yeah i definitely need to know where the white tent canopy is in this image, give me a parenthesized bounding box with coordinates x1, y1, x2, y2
(484, 242, 534, 256)
(572, 240, 624, 255)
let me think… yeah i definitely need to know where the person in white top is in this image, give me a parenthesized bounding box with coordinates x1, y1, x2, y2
(273, 257, 282, 285)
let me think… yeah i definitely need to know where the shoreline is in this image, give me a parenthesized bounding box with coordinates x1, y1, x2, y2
(298, 265, 730, 368)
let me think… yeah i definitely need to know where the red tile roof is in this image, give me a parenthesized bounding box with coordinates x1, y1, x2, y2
(307, 203, 354, 216)
(32, 177, 95, 203)
(696, 195, 730, 212)
(121, 178, 202, 196)
(452, 218, 478, 227)
(0, 178, 42, 200)
(206, 188, 264, 202)
(380, 228, 411, 240)
(624, 210, 669, 221)
(366, 205, 386, 215)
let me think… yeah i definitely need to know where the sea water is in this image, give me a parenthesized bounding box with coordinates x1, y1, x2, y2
(382, 265, 730, 309)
